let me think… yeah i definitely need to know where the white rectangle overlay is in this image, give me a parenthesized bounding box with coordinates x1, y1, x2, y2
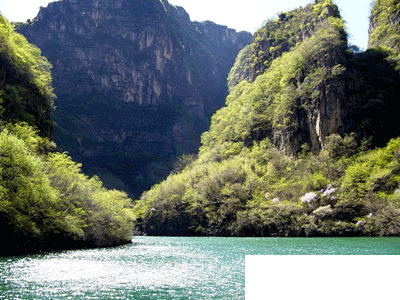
(246, 255, 399, 300)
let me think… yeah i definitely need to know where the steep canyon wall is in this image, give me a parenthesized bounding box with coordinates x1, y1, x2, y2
(17, 0, 252, 196)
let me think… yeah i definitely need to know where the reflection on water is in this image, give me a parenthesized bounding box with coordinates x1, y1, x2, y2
(1, 237, 399, 299)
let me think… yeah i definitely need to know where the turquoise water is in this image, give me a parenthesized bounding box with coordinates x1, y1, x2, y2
(1, 237, 399, 299)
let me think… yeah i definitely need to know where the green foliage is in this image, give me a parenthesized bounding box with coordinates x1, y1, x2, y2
(249, 0, 344, 79)
(134, 128, 400, 237)
(5, 122, 55, 154)
(200, 15, 347, 155)
(0, 125, 135, 255)
(227, 45, 252, 90)
(0, 13, 55, 138)
(0, 128, 58, 245)
(341, 138, 400, 200)
(45, 152, 135, 247)
(171, 153, 197, 175)
(369, 0, 400, 69)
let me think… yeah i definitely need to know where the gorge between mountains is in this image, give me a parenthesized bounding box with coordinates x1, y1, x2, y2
(17, 0, 253, 198)
(1, 0, 400, 249)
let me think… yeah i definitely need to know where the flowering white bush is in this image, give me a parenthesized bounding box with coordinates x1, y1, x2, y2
(312, 205, 333, 218)
(301, 192, 317, 203)
(356, 220, 366, 227)
(272, 198, 280, 203)
(322, 184, 336, 197)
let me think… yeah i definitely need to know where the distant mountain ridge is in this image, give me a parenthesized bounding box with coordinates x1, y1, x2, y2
(16, 0, 252, 197)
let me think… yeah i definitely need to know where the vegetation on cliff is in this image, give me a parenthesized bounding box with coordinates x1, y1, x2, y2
(248, 0, 346, 81)
(132, 0, 400, 237)
(227, 45, 251, 91)
(0, 14, 54, 138)
(0, 14, 135, 256)
(369, 0, 400, 69)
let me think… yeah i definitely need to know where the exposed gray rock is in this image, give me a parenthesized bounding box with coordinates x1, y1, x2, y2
(17, 0, 252, 197)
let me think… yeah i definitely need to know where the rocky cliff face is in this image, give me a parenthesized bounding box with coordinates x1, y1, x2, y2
(248, 1, 345, 82)
(17, 0, 252, 197)
(226, 0, 351, 156)
(225, 0, 400, 157)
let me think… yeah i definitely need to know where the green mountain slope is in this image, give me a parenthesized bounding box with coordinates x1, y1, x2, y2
(369, 0, 400, 69)
(132, 0, 400, 237)
(0, 14, 135, 256)
(0, 15, 54, 138)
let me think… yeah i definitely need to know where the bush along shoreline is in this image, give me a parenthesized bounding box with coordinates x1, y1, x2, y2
(133, 135, 400, 237)
(0, 123, 135, 256)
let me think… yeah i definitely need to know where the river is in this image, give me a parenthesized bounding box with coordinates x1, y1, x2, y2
(1, 237, 399, 299)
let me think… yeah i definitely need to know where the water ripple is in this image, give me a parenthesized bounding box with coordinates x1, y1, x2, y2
(1, 237, 399, 299)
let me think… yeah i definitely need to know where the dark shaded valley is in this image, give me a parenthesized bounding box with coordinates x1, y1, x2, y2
(16, 0, 252, 197)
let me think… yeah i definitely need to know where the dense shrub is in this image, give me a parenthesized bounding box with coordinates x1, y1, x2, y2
(0, 124, 135, 255)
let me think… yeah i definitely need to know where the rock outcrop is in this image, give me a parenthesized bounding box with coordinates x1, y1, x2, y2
(221, 0, 400, 157)
(226, 0, 351, 156)
(17, 0, 252, 197)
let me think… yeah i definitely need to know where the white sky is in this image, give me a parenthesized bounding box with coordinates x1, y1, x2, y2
(0, 0, 372, 49)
